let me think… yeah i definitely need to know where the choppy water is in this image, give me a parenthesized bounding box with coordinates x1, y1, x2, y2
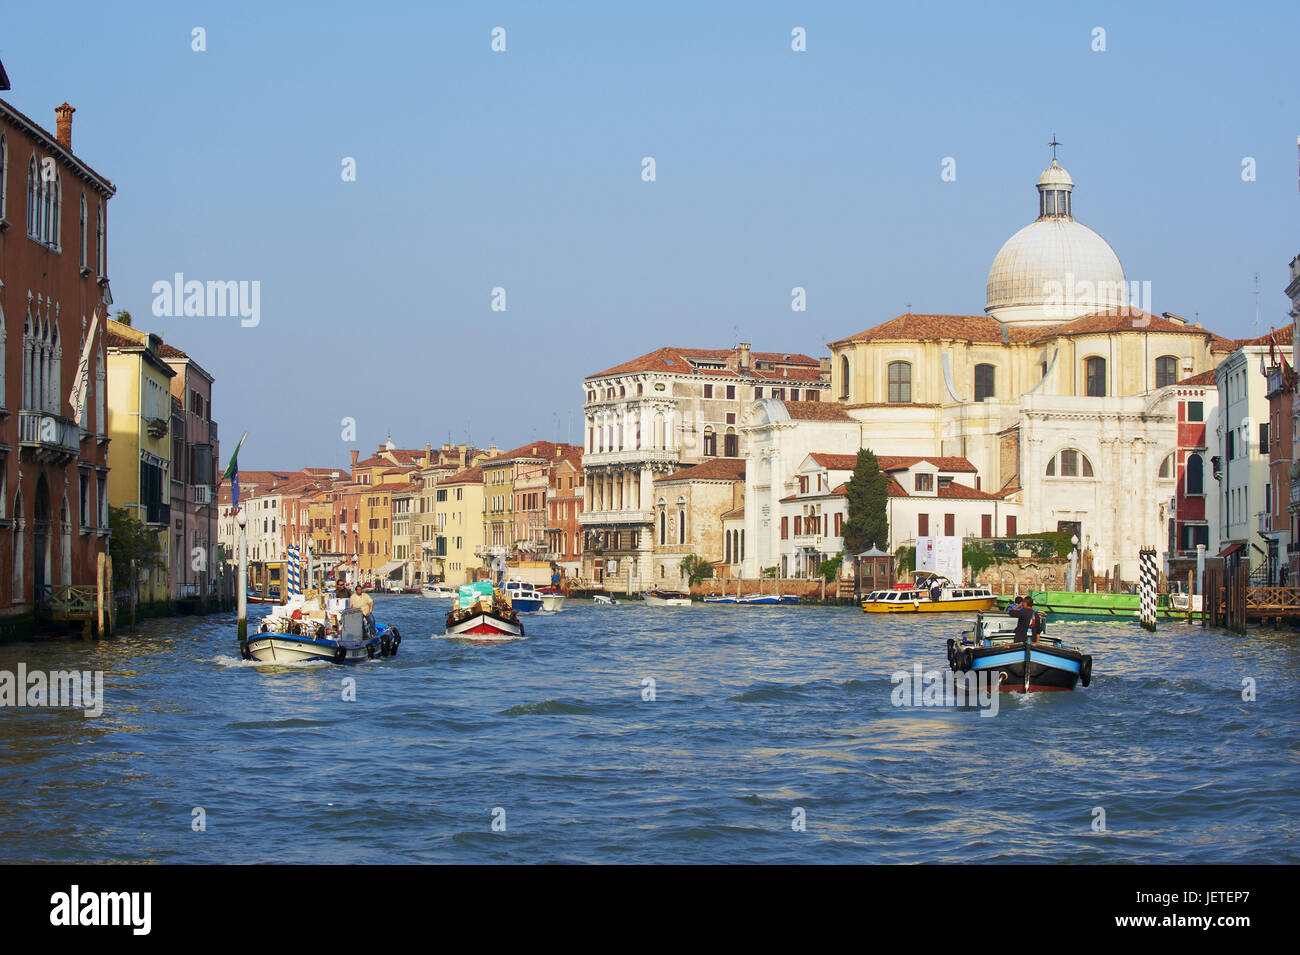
(1, 597, 1296, 863)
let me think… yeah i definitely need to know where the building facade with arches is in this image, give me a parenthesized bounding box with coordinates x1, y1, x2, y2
(761, 157, 1237, 580)
(1, 95, 114, 622)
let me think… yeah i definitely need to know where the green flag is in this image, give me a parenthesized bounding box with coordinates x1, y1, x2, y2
(219, 431, 248, 507)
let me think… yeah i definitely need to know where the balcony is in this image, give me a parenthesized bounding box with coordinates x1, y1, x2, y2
(792, 533, 823, 548)
(1291, 480, 1300, 506)
(18, 410, 81, 462)
(582, 449, 680, 468)
(192, 484, 212, 505)
(579, 508, 654, 527)
(145, 501, 171, 527)
(209, 419, 219, 443)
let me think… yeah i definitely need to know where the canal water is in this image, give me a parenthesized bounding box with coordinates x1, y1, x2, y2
(1, 597, 1296, 863)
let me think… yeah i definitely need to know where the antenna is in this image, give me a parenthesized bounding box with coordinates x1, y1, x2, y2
(1255, 273, 1261, 334)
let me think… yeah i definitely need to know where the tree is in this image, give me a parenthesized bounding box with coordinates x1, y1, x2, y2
(817, 555, 843, 582)
(679, 553, 714, 587)
(843, 449, 890, 555)
(109, 506, 165, 593)
(115, 309, 133, 327)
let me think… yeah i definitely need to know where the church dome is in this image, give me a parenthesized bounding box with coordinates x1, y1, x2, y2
(986, 159, 1126, 326)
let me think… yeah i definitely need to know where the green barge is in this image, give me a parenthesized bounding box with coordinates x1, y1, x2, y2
(995, 590, 1196, 622)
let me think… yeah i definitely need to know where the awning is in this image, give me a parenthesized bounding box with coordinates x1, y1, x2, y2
(375, 559, 406, 578)
(1217, 542, 1245, 558)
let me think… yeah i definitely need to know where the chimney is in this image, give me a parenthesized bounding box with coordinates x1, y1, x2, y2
(739, 342, 752, 372)
(54, 102, 74, 149)
(349, 449, 359, 472)
(458, 442, 467, 462)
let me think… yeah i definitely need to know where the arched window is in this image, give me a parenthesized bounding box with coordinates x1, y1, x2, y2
(49, 173, 61, 248)
(1045, 449, 1095, 478)
(1158, 453, 1174, 479)
(840, 355, 850, 400)
(1085, 357, 1106, 397)
(974, 363, 995, 402)
(888, 361, 911, 403)
(1155, 355, 1178, 389)
(96, 201, 105, 276)
(658, 501, 666, 545)
(724, 427, 738, 457)
(1186, 453, 1204, 495)
(0, 134, 7, 222)
(703, 426, 716, 456)
(79, 193, 87, 269)
(26, 155, 37, 236)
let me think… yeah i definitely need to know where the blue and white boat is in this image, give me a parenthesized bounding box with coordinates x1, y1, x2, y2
(502, 580, 544, 613)
(737, 592, 801, 605)
(242, 597, 401, 665)
(947, 611, 1092, 692)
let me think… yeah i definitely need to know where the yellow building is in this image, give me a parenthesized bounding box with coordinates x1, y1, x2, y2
(105, 318, 175, 602)
(481, 454, 515, 566)
(436, 466, 485, 584)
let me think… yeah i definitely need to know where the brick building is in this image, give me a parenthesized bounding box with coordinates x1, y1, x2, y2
(1, 91, 114, 620)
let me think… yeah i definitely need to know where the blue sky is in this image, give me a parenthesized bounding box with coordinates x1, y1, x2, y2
(3, 1, 1296, 468)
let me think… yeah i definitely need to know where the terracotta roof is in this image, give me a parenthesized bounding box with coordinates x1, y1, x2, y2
(809, 453, 860, 470)
(779, 493, 797, 502)
(885, 478, 909, 497)
(158, 341, 190, 360)
(588, 345, 823, 380)
(782, 400, 854, 421)
(876, 455, 977, 473)
(1179, 369, 1217, 386)
(655, 458, 747, 483)
(482, 441, 580, 465)
(1232, 325, 1295, 349)
(721, 505, 745, 520)
(937, 481, 998, 501)
(442, 466, 483, 485)
(831, 310, 1234, 348)
(831, 314, 1040, 346)
(1027, 309, 1227, 343)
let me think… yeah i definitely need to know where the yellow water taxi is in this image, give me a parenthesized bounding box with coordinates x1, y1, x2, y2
(862, 573, 996, 614)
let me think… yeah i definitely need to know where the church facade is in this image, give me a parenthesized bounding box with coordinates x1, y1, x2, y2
(742, 157, 1236, 581)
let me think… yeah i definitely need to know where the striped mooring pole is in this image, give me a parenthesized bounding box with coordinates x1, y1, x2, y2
(287, 545, 301, 597)
(1138, 546, 1157, 632)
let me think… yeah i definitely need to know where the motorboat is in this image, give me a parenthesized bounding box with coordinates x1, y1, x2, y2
(445, 582, 525, 638)
(539, 588, 566, 612)
(643, 589, 692, 606)
(947, 611, 1093, 692)
(737, 593, 800, 605)
(862, 573, 996, 614)
(502, 580, 544, 613)
(421, 583, 457, 599)
(704, 594, 739, 604)
(592, 593, 616, 605)
(241, 594, 400, 664)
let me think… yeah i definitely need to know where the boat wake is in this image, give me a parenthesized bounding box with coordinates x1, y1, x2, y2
(431, 633, 527, 644)
(212, 654, 330, 669)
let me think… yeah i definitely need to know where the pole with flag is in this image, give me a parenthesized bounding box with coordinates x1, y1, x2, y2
(67, 309, 99, 427)
(220, 432, 250, 647)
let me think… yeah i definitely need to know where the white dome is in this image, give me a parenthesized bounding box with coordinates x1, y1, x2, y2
(986, 160, 1126, 326)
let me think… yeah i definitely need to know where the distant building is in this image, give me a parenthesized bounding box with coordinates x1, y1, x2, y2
(1166, 370, 1218, 584)
(1214, 333, 1279, 579)
(544, 446, 584, 577)
(649, 457, 745, 586)
(580, 343, 830, 592)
